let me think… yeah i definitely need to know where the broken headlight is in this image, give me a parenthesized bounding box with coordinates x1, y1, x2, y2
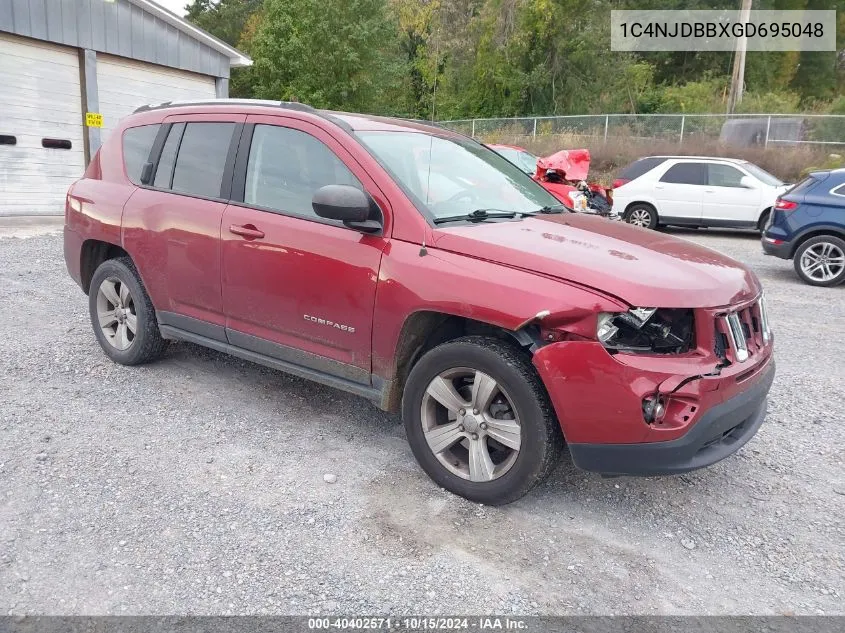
(597, 308, 695, 354)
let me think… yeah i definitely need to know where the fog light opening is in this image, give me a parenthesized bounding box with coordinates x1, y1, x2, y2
(642, 396, 665, 424)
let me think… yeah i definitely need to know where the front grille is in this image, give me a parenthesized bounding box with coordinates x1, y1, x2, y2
(716, 297, 771, 364)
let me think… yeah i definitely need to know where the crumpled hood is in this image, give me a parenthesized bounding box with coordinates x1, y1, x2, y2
(432, 214, 761, 308)
(536, 149, 591, 181)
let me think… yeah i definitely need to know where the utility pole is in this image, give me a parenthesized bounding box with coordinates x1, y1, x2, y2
(727, 0, 753, 113)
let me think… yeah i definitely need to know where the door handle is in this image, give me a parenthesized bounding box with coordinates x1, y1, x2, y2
(229, 224, 265, 240)
(654, 185, 664, 190)
(704, 189, 714, 194)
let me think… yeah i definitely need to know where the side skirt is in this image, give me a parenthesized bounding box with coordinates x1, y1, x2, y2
(158, 324, 385, 405)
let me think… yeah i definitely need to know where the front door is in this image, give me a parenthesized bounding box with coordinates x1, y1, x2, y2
(221, 116, 390, 383)
(701, 163, 762, 226)
(653, 162, 707, 223)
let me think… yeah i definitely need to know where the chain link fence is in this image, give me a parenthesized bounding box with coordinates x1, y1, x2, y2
(440, 114, 845, 148)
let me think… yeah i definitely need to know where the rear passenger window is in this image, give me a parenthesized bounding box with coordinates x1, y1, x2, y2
(123, 124, 161, 185)
(171, 122, 235, 198)
(153, 123, 185, 189)
(244, 125, 361, 219)
(660, 163, 707, 185)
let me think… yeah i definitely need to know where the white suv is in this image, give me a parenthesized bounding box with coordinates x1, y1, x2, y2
(612, 156, 790, 231)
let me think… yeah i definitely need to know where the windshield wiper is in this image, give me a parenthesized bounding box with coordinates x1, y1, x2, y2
(524, 204, 569, 215)
(433, 209, 518, 224)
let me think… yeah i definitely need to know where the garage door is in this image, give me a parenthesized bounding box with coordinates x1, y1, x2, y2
(97, 55, 216, 144)
(0, 33, 85, 216)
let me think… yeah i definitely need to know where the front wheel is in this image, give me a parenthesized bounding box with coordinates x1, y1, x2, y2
(793, 235, 845, 287)
(402, 336, 563, 505)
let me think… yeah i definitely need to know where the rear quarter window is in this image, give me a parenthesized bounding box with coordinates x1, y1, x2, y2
(618, 157, 667, 181)
(122, 124, 161, 185)
(785, 176, 818, 196)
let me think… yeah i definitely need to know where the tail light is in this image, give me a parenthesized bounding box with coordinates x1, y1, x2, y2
(612, 178, 629, 189)
(774, 199, 798, 211)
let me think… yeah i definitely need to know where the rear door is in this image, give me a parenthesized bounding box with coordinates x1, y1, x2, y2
(701, 163, 762, 226)
(653, 162, 707, 223)
(122, 114, 244, 337)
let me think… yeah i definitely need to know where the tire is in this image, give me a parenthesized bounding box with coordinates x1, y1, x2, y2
(623, 203, 658, 229)
(793, 235, 845, 287)
(757, 209, 771, 232)
(88, 257, 168, 365)
(401, 336, 563, 505)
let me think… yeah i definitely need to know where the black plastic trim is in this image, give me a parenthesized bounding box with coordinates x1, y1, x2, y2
(220, 122, 244, 200)
(568, 359, 775, 476)
(157, 311, 226, 343)
(158, 325, 382, 403)
(788, 225, 845, 257)
(226, 329, 370, 385)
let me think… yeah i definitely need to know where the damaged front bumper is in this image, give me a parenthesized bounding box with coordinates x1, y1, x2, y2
(532, 338, 775, 476)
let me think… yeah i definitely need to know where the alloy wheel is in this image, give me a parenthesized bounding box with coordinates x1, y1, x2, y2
(799, 242, 845, 283)
(96, 277, 137, 350)
(628, 208, 652, 227)
(420, 367, 522, 482)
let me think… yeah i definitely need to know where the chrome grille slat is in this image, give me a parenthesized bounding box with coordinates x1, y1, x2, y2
(719, 297, 771, 364)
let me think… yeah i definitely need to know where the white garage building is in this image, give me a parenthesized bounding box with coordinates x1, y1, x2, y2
(0, 0, 251, 216)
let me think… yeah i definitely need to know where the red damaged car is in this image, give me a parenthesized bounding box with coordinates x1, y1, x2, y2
(65, 101, 774, 504)
(490, 145, 615, 217)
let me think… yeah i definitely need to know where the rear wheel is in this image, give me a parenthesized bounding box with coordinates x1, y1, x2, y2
(757, 209, 771, 232)
(89, 257, 168, 365)
(793, 235, 845, 287)
(402, 336, 563, 505)
(624, 203, 658, 229)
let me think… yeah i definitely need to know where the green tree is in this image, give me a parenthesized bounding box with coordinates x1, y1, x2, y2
(249, 0, 404, 112)
(184, 0, 262, 47)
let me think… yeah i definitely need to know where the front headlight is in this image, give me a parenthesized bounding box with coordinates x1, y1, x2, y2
(597, 308, 695, 354)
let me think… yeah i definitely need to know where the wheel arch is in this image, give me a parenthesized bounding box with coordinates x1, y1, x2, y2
(788, 226, 845, 258)
(80, 239, 130, 294)
(378, 310, 543, 413)
(757, 207, 772, 230)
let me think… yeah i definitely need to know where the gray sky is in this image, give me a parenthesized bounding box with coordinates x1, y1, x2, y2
(153, 0, 187, 16)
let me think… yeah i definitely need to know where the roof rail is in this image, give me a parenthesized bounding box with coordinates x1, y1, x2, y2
(130, 98, 358, 134)
(133, 99, 317, 114)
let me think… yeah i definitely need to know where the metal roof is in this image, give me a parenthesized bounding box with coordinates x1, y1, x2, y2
(0, 0, 251, 78)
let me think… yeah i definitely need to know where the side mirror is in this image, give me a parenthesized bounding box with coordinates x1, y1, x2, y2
(739, 175, 758, 189)
(312, 185, 382, 233)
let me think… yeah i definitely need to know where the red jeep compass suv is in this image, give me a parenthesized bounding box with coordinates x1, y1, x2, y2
(64, 100, 775, 504)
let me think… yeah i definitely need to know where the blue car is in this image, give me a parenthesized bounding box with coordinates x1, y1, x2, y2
(762, 168, 845, 287)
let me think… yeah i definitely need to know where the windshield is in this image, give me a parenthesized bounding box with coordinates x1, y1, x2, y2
(743, 162, 784, 186)
(494, 147, 539, 174)
(356, 131, 559, 219)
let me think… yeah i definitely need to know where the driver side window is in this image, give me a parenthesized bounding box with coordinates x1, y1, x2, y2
(244, 124, 361, 219)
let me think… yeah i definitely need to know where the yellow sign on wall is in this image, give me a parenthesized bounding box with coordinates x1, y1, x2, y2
(85, 112, 103, 128)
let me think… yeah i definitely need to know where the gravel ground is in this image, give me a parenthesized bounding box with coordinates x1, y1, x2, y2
(0, 228, 842, 616)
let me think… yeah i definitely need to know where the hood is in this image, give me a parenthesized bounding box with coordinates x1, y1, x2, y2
(536, 149, 590, 181)
(432, 214, 761, 308)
